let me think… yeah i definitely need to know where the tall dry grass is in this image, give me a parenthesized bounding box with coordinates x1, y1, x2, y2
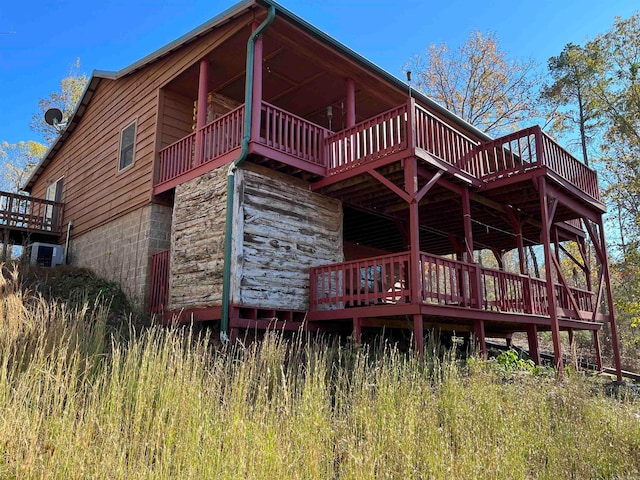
(0, 270, 638, 479)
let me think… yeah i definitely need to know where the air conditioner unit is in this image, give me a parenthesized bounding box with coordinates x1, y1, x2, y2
(28, 243, 65, 267)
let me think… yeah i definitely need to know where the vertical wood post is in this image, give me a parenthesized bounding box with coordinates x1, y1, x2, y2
(353, 317, 362, 344)
(539, 177, 564, 374)
(474, 319, 487, 360)
(462, 188, 473, 261)
(527, 324, 541, 365)
(593, 330, 603, 371)
(1, 228, 8, 262)
(195, 58, 210, 166)
(346, 78, 356, 128)
(407, 97, 416, 151)
(413, 314, 424, 359)
(251, 21, 264, 142)
(405, 156, 422, 358)
(596, 217, 623, 381)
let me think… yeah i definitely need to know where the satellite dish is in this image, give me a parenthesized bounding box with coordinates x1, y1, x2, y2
(44, 108, 63, 126)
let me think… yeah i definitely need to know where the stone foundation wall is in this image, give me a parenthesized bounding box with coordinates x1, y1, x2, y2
(70, 203, 172, 309)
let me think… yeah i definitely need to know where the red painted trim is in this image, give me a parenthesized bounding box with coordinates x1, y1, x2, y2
(153, 150, 239, 194)
(161, 307, 223, 325)
(311, 151, 411, 190)
(249, 143, 326, 176)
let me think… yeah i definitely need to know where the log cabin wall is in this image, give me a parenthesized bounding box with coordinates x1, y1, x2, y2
(233, 164, 343, 310)
(169, 165, 228, 311)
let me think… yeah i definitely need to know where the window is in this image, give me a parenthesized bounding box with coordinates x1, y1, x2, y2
(119, 121, 136, 170)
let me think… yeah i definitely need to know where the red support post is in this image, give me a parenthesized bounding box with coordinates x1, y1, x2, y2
(346, 78, 356, 128)
(353, 317, 362, 344)
(195, 58, 210, 165)
(596, 217, 623, 381)
(251, 21, 264, 142)
(539, 177, 564, 374)
(413, 314, 424, 359)
(462, 188, 473, 261)
(593, 330, 603, 371)
(474, 319, 487, 360)
(527, 324, 541, 365)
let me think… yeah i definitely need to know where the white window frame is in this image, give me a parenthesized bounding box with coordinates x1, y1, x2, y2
(118, 120, 137, 171)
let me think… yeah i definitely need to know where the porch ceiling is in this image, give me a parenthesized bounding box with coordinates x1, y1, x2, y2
(336, 164, 584, 257)
(163, 15, 406, 130)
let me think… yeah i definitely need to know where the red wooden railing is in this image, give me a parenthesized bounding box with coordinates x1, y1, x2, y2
(467, 126, 600, 201)
(149, 250, 170, 314)
(466, 126, 538, 178)
(413, 103, 479, 175)
(156, 106, 244, 187)
(310, 251, 600, 321)
(201, 105, 244, 164)
(310, 252, 411, 310)
(260, 101, 328, 167)
(156, 132, 197, 187)
(326, 104, 408, 174)
(539, 130, 599, 200)
(0, 191, 64, 233)
(419, 252, 479, 307)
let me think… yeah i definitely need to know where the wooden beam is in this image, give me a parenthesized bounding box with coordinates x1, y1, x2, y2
(417, 166, 463, 194)
(539, 177, 564, 374)
(368, 170, 412, 203)
(415, 170, 443, 203)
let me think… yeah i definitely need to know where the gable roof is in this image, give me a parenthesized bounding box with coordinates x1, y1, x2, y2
(24, 0, 491, 192)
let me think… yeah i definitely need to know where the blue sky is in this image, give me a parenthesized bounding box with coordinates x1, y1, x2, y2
(1, 0, 638, 146)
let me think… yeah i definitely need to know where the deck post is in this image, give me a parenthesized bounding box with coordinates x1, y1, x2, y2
(474, 319, 487, 360)
(346, 78, 356, 128)
(593, 330, 603, 371)
(251, 21, 264, 142)
(1, 228, 8, 261)
(413, 314, 424, 359)
(353, 317, 361, 344)
(596, 217, 623, 381)
(526, 324, 541, 365)
(539, 177, 564, 374)
(195, 58, 210, 165)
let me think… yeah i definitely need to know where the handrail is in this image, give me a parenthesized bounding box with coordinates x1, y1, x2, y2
(310, 252, 411, 310)
(0, 191, 64, 233)
(539, 129, 600, 201)
(260, 101, 328, 166)
(325, 104, 408, 174)
(467, 126, 600, 201)
(155, 105, 245, 187)
(413, 103, 479, 175)
(310, 250, 600, 321)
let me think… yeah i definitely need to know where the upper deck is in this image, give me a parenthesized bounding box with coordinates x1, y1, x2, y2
(153, 98, 602, 218)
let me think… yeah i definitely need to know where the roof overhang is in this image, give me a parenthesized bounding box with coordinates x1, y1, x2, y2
(24, 0, 491, 192)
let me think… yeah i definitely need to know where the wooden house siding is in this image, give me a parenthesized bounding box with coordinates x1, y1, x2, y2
(233, 164, 343, 310)
(159, 90, 194, 149)
(30, 12, 252, 240)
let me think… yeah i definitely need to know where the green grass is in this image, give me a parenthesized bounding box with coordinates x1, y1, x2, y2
(0, 274, 638, 479)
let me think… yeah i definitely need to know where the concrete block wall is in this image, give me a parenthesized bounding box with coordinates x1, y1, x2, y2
(70, 203, 172, 309)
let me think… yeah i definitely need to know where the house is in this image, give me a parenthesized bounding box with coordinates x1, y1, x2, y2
(8, 0, 621, 378)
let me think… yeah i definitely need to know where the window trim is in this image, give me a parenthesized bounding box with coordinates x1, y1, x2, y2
(118, 120, 137, 171)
